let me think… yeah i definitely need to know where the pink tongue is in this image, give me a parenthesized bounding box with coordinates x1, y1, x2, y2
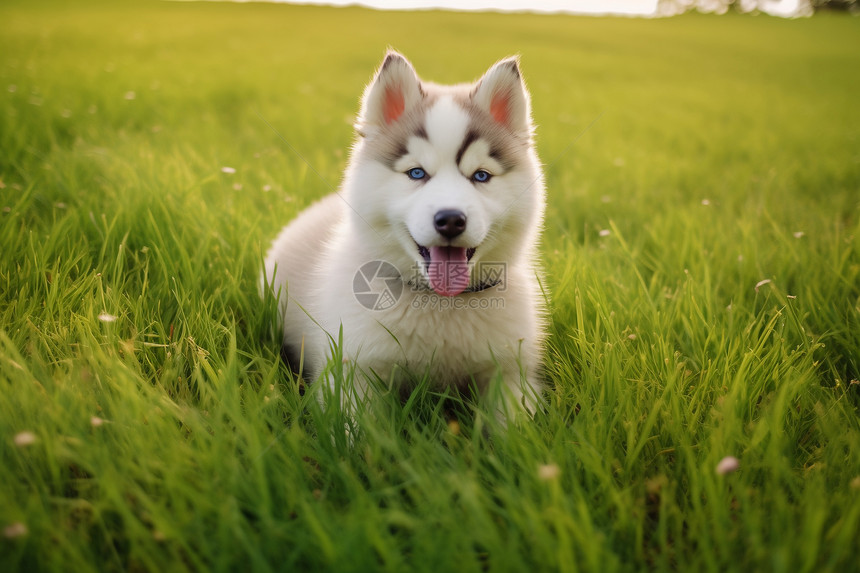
(428, 246, 470, 297)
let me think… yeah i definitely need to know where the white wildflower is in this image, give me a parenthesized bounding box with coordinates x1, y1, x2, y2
(3, 522, 28, 538)
(13, 431, 37, 447)
(538, 463, 561, 481)
(716, 456, 740, 475)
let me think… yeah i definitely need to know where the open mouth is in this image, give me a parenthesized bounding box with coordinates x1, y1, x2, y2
(417, 245, 476, 265)
(416, 243, 477, 297)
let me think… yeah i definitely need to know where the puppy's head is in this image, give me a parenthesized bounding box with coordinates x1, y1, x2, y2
(345, 51, 544, 296)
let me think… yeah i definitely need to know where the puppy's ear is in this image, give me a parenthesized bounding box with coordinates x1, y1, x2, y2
(472, 57, 532, 135)
(357, 51, 422, 136)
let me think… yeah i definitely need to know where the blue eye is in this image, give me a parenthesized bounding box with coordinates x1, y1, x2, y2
(472, 169, 492, 183)
(407, 167, 426, 180)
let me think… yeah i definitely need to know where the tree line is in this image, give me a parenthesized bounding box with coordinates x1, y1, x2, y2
(657, 0, 858, 16)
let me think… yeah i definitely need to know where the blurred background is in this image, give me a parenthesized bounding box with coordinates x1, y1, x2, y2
(229, 0, 858, 17)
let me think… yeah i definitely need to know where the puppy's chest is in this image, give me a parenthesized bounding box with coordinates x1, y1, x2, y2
(342, 294, 522, 370)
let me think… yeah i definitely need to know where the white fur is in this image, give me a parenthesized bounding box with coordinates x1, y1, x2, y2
(263, 52, 547, 417)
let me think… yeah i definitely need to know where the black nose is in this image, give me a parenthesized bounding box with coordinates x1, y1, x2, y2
(434, 209, 467, 239)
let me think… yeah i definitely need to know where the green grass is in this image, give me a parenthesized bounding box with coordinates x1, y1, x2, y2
(2, 0, 860, 570)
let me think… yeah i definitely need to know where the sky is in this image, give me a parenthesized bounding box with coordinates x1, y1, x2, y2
(279, 0, 659, 16)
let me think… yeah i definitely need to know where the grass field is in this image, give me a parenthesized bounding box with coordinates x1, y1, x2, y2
(2, 0, 860, 571)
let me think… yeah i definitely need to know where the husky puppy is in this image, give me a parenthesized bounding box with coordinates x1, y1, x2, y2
(263, 51, 546, 416)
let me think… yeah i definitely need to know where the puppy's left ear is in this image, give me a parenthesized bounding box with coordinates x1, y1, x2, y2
(472, 57, 532, 135)
(357, 51, 423, 136)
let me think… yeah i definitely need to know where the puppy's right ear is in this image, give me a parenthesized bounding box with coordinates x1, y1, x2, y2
(356, 51, 422, 136)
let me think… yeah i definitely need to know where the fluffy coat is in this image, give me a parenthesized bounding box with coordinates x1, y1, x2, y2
(263, 51, 547, 415)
